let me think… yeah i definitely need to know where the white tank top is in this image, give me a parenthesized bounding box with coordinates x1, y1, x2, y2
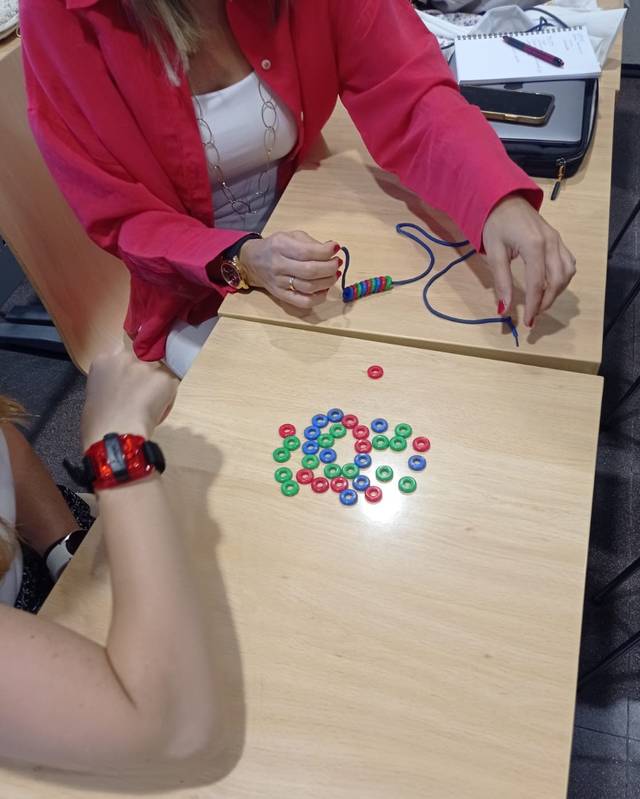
(0, 430, 23, 606)
(193, 72, 298, 232)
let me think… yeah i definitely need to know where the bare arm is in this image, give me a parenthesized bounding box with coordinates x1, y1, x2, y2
(0, 353, 217, 771)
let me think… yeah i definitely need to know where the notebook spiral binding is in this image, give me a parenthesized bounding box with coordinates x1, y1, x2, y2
(456, 25, 581, 40)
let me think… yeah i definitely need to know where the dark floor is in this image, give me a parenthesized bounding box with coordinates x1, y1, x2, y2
(1, 78, 640, 799)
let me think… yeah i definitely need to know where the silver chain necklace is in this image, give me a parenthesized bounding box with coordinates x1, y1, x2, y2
(194, 79, 278, 225)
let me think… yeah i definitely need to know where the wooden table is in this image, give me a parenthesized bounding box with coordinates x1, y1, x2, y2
(221, 87, 617, 375)
(4, 318, 603, 799)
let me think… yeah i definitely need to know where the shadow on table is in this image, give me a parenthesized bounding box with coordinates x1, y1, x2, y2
(1, 425, 246, 795)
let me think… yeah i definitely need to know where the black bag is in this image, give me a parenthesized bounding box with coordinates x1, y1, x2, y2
(501, 78, 599, 200)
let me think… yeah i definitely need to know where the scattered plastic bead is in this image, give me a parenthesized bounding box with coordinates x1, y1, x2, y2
(398, 476, 417, 494)
(296, 468, 314, 484)
(278, 423, 296, 438)
(413, 437, 431, 452)
(354, 453, 372, 469)
(408, 455, 427, 471)
(311, 476, 330, 494)
(324, 463, 342, 479)
(376, 465, 394, 482)
(342, 414, 359, 429)
(353, 474, 370, 491)
(367, 365, 384, 379)
(317, 433, 335, 449)
(273, 447, 290, 463)
(365, 486, 383, 503)
(319, 447, 337, 464)
(371, 418, 389, 433)
(275, 467, 293, 483)
(302, 454, 320, 470)
(312, 414, 329, 429)
(353, 424, 370, 440)
(302, 440, 319, 455)
(372, 435, 390, 451)
(342, 463, 360, 479)
(354, 439, 373, 454)
(283, 435, 301, 451)
(327, 408, 344, 423)
(331, 476, 348, 492)
(330, 423, 347, 439)
(395, 423, 412, 439)
(390, 436, 407, 452)
(339, 488, 358, 506)
(304, 426, 320, 440)
(281, 480, 300, 497)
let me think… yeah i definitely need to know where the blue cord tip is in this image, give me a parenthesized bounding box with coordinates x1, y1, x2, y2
(507, 318, 519, 348)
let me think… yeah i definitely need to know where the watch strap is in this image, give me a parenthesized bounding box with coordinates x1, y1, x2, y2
(221, 233, 262, 262)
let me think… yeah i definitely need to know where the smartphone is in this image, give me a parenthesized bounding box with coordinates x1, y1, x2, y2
(460, 85, 555, 126)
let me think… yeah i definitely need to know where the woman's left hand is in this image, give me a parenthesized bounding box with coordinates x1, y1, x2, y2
(482, 194, 576, 328)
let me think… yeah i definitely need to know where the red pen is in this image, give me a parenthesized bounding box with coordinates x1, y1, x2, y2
(502, 35, 565, 68)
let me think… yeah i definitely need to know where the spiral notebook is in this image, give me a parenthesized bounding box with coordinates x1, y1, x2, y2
(455, 26, 601, 85)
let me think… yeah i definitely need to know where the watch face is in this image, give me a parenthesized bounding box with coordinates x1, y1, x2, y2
(221, 260, 241, 288)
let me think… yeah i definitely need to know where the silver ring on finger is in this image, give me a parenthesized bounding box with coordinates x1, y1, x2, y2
(288, 275, 296, 293)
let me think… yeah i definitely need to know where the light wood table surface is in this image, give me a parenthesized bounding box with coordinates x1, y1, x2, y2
(3, 318, 602, 799)
(221, 87, 618, 375)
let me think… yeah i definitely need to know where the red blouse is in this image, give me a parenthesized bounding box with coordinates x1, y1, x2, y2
(20, 0, 542, 360)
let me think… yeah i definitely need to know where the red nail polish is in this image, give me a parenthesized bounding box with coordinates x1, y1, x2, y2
(333, 244, 341, 254)
(336, 257, 344, 268)
(497, 300, 506, 315)
(336, 270, 342, 278)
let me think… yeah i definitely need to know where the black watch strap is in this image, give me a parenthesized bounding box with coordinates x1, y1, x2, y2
(221, 233, 262, 262)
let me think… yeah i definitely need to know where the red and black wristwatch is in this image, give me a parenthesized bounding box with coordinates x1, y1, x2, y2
(63, 433, 166, 492)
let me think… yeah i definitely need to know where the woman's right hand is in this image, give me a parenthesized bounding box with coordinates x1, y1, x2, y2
(240, 230, 342, 310)
(81, 349, 178, 449)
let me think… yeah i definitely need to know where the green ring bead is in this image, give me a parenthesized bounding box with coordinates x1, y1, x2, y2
(283, 435, 301, 451)
(275, 467, 293, 483)
(273, 447, 290, 463)
(330, 423, 347, 438)
(395, 423, 412, 439)
(372, 434, 390, 450)
(342, 463, 360, 479)
(323, 463, 342, 479)
(301, 454, 320, 470)
(398, 476, 417, 494)
(317, 433, 335, 449)
(376, 465, 394, 482)
(281, 480, 300, 497)
(390, 436, 407, 452)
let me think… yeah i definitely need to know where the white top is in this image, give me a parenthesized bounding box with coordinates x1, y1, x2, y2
(193, 71, 298, 232)
(0, 430, 22, 606)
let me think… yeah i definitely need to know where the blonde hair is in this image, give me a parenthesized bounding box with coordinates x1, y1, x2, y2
(0, 396, 25, 579)
(125, 0, 284, 84)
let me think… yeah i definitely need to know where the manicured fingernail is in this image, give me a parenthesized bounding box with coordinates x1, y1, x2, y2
(336, 257, 343, 268)
(526, 317, 535, 328)
(333, 244, 341, 254)
(336, 270, 342, 278)
(497, 300, 506, 315)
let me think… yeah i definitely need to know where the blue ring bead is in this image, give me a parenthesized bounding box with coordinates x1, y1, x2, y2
(352, 475, 370, 491)
(354, 453, 372, 469)
(408, 455, 427, 471)
(339, 488, 358, 506)
(319, 448, 337, 463)
(302, 440, 319, 455)
(327, 408, 344, 423)
(312, 414, 329, 429)
(304, 426, 321, 440)
(371, 417, 389, 433)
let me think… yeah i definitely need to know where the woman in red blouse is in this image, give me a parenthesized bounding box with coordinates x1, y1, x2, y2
(20, 0, 575, 363)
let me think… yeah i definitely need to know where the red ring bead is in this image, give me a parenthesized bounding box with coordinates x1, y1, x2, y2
(296, 468, 314, 485)
(279, 423, 296, 438)
(342, 414, 359, 429)
(367, 365, 384, 379)
(365, 486, 383, 503)
(311, 476, 330, 493)
(354, 439, 372, 453)
(331, 476, 348, 492)
(353, 424, 370, 440)
(412, 437, 431, 452)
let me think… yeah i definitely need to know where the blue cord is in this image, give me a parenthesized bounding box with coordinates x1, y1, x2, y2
(341, 222, 519, 347)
